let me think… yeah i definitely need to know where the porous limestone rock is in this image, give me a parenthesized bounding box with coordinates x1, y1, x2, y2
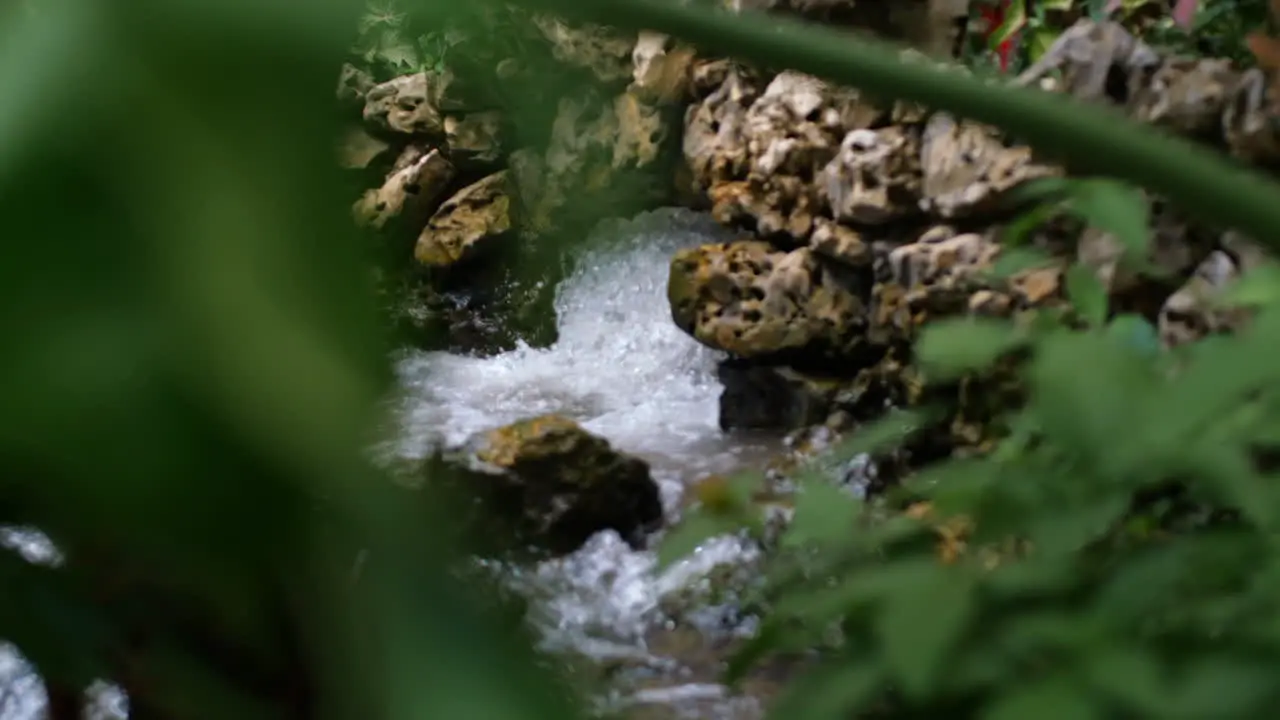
(363, 70, 462, 136)
(918, 113, 1057, 219)
(353, 146, 455, 230)
(631, 31, 696, 104)
(667, 240, 871, 363)
(533, 16, 635, 83)
(460, 414, 663, 554)
(1158, 232, 1267, 348)
(415, 171, 512, 268)
(445, 111, 503, 166)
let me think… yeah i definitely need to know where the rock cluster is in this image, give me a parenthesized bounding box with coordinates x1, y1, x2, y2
(668, 20, 1276, 458)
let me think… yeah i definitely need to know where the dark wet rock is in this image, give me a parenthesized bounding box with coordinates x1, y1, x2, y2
(717, 361, 842, 431)
(446, 415, 664, 555)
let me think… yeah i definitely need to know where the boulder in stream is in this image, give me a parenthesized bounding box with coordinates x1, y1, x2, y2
(415, 171, 513, 269)
(453, 414, 664, 555)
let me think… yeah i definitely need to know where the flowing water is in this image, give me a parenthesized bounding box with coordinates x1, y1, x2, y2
(1, 208, 786, 719)
(383, 207, 788, 718)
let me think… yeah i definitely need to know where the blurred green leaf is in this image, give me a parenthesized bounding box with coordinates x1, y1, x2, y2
(1067, 180, 1151, 264)
(982, 677, 1101, 720)
(916, 318, 1023, 380)
(1065, 264, 1108, 328)
(766, 657, 884, 719)
(783, 478, 861, 549)
(876, 566, 976, 698)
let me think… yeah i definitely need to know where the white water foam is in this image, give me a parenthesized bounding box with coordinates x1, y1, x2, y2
(386, 208, 779, 715)
(383, 207, 776, 484)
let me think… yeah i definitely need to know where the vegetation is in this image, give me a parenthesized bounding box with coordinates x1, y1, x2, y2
(5, 1, 1280, 720)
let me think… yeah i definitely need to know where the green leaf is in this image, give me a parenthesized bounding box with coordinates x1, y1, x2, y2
(1065, 264, 1108, 328)
(983, 676, 1101, 720)
(987, 246, 1057, 279)
(916, 317, 1023, 380)
(1026, 495, 1129, 556)
(1168, 656, 1276, 717)
(875, 565, 976, 699)
(990, 0, 1028, 47)
(1084, 646, 1169, 714)
(782, 477, 861, 549)
(766, 658, 884, 719)
(1218, 262, 1280, 307)
(1105, 313, 1160, 357)
(825, 408, 929, 459)
(1067, 180, 1151, 264)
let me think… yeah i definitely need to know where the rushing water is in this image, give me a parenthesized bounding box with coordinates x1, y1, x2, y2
(1, 208, 783, 719)
(384, 207, 785, 717)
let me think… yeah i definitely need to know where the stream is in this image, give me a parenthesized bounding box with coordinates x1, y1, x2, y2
(1, 208, 789, 720)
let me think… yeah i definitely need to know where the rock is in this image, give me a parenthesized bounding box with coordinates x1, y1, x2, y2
(533, 16, 635, 83)
(415, 171, 512, 269)
(444, 111, 503, 166)
(717, 361, 842, 431)
(820, 125, 923, 225)
(1223, 69, 1280, 166)
(1158, 232, 1266, 348)
(461, 415, 664, 554)
(336, 63, 375, 106)
(353, 145, 455, 231)
(687, 70, 887, 241)
(919, 113, 1057, 219)
(337, 126, 393, 171)
(513, 89, 674, 237)
(667, 241, 872, 365)
(631, 32, 696, 104)
(363, 71, 459, 136)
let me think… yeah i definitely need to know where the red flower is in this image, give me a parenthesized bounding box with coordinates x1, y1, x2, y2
(978, 0, 1018, 72)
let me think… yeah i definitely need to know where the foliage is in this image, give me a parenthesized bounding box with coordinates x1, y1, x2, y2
(0, 0, 582, 718)
(663, 179, 1280, 717)
(7, 0, 1280, 718)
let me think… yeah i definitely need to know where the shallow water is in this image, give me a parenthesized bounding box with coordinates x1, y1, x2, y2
(1, 208, 783, 719)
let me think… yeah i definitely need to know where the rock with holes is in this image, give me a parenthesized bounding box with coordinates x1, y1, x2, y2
(533, 16, 635, 83)
(819, 125, 923, 225)
(454, 414, 664, 554)
(868, 227, 1065, 343)
(667, 240, 872, 364)
(363, 71, 461, 136)
(919, 113, 1057, 219)
(353, 145, 455, 231)
(337, 63, 375, 107)
(685, 70, 887, 240)
(631, 31, 696, 104)
(445, 111, 503, 166)
(515, 89, 673, 237)
(1158, 232, 1267, 348)
(415, 171, 512, 268)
